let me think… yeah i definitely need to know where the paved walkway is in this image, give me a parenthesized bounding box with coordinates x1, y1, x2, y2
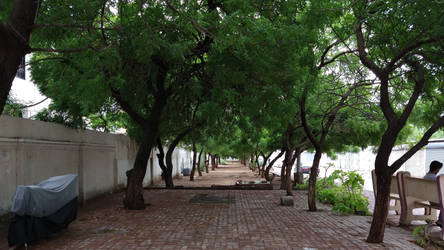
(1, 163, 423, 249)
(153, 162, 263, 187)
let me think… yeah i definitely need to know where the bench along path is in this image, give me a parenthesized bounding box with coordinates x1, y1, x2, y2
(1, 189, 421, 249)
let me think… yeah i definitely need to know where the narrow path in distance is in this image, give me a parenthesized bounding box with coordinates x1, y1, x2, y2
(154, 161, 264, 187)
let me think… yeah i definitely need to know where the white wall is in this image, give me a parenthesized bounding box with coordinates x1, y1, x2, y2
(315, 146, 426, 191)
(0, 116, 192, 215)
(425, 141, 444, 175)
(269, 144, 432, 191)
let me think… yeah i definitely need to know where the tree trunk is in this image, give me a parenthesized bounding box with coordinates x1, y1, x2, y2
(260, 152, 272, 178)
(156, 138, 169, 187)
(120, 75, 171, 207)
(255, 153, 261, 175)
(190, 142, 197, 181)
(197, 148, 203, 176)
(308, 149, 322, 211)
(0, 0, 40, 114)
(367, 170, 391, 243)
(280, 157, 287, 190)
(211, 154, 216, 170)
(286, 150, 299, 196)
(163, 169, 174, 188)
(124, 133, 154, 209)
(205, 152, 209, 173)
(295, 152, 303, 184)
(165, 127, 193, 188)
(285, 155, 293, 196)
(214, 154, 219, 168)
(264, 150, 285, 182)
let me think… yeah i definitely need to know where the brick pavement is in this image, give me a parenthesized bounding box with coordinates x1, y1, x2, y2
(0, 163, 424, 249)
(153, 163, 263, 188)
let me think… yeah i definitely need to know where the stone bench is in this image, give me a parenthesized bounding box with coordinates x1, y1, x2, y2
(397, 172, 441, 229)
(372, 170, 444, 239)
(371, 170, 401, 215)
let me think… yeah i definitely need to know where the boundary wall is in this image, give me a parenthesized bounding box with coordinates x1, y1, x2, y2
(270, 141, 443, 191)
(0, 116, 192, 215)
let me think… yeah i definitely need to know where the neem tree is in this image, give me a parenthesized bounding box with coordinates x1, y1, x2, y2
(30, 0, 224, 209)
(347, 1, 444, 243)
(31, 0, 314, 209)
(204, 0, 326, 189)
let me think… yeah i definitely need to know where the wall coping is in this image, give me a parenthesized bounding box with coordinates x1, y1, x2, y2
(0, 116, 117, 145)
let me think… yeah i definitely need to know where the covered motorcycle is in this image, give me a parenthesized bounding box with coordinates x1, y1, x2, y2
(8, 174, 78, 246)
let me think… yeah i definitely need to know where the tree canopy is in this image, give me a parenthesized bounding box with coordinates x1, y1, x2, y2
(3, 0, 444, 244)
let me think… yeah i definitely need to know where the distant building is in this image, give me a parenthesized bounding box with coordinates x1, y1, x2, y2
(16, 57, 25, 80)
(10, 55, 50, 118)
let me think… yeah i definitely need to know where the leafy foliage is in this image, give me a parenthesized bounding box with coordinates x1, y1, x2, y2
(412, 219, 434, 248)
(2, 99, 25, 117)
(317, 170, 370, 215)
(34, 104, 85, 129)
(34, 100, 125, 132)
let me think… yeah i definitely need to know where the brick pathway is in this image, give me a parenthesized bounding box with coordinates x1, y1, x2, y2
(1, 163, 424, 249)
(154, 162, 263, 187)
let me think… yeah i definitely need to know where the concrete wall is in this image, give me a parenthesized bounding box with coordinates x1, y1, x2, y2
(270, 143, 434, 191)
(425, 141, 444, 175)
(0, 116, 192, 215)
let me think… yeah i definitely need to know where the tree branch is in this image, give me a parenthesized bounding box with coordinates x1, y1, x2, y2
(21, 97, 49, 108)
(25, 56, 67, 66)
(385, 36, 444, 73)
(110, 88, 147, 127)
(100, 0, 109, 45)
(354, 20, 396, 123)
(156, 137, 167, 173)
(390, 115, 444, 173)
(397, 61, 425, 127)
(317, 39, 356, 69)
(31, 44, 114, 53)
(164, 0, 214, 39)
(166, 127, 194, 157)
(33, 23, 120, 31)
(300, 93, 321, 150)
(31, 46, 91, 53)
(354, 20, 384, 77)
(319, 40, 341, 67)
(318, 50, 356, 69)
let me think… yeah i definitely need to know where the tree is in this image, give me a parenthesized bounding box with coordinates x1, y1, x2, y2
(264, 149, 285, 182)
(349, 1, 444, 243)
(0, 0, 40, 114)
(30, 0, 221, 208)
(300, 80, 368, 210)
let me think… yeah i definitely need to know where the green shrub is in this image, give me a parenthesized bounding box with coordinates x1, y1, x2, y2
(316, 170, 370, 216)
(413, 219, 433, 248)
(249, 160, 257, 170)
(317, 187, 338, 205)
(294, 181, 308, 190)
